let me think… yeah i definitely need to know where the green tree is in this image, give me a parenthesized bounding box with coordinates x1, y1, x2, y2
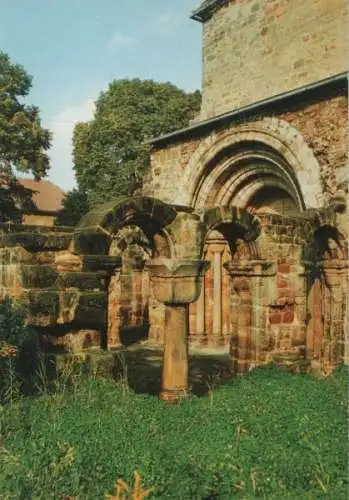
(0, 51, 51, 221)
(73, 79, 201, 207)
(55, 188, 89, 227)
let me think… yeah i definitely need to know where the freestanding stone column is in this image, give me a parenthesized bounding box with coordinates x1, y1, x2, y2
(147, 259, 210, 401)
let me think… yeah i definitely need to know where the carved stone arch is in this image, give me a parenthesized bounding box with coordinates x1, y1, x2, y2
(109, 225, 153, 261)
(201, 205, 261, 241)
(74, 196, 177, 258)
(199, 205, 261, 259)
(177, 117, 323, 210)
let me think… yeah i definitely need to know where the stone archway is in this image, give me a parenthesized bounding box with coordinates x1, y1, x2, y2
(107, 226, 153, 347)
(75, 196, 212, 401)
(189, 206, 261, 350)
(177, 117, 324, 210)
(75, 196, 178, 348)
(75, 197, 262, 399)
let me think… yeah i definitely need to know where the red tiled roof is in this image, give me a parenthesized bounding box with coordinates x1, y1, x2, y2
(17, 178, 66, 213)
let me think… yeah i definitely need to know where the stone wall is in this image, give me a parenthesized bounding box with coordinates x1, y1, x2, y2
(144, 90, 348, 208)
(200, 0, 348, 118)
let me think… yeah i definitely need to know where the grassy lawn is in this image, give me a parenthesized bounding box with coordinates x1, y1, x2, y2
(0, 363, 348, 499)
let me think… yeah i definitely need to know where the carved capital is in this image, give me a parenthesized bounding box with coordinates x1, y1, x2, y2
(224, 259, 276, 277)
(146, 258, 210, 305)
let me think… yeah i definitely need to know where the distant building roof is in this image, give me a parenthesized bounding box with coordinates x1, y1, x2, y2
(191, 0, 225, 22)
(17, 178, 66, 213)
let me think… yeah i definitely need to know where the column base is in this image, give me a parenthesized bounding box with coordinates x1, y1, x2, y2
(159, 387, 189, 402)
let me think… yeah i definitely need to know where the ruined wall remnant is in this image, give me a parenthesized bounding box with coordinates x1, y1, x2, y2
(0, 223, 121, 353)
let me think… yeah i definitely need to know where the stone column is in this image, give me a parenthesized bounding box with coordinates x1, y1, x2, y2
(292, 264, 308, 358)
(322, 260, 348, 371)
(195, 283, 205, 336)
(107, 269, 122, 347)
(147, 258, 210, 401)
(162, 305, 189, 398)
(131, 259, 145, 325)
(210, 240, 225, 342)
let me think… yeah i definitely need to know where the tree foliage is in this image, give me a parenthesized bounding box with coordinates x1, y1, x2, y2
(73, 79, 201, 207)
(0, 172, 36, 223)
(55, 188, 89, 227)
(0, 51, 51, 221)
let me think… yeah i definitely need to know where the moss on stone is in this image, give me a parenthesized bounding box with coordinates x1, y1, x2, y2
(77, 196, 177, 236)
(81, 255, 122, 272)
(78, 291, 107, 310)
(0, 246, 34, 264)
(74, 292, 108, 326)
(0, 223, 73, 234)
(21, 265, 58, 289)
(57, 271, 107, 291)
(73, 230, 110, 255)
(26, 290, 59, 320)
(0, 232, 72, 251)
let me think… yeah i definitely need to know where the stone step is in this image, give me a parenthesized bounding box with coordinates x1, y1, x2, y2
(0, 264, 108, 291)
(22, 289, 107, 328)
(0, 232, 72, 251)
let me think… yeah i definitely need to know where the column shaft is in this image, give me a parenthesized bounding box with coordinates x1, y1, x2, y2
(160, 304, 189, 401)
(213, 250, 222, 336)
(196, 281, 205, 335)
(107, 271, 122, 347)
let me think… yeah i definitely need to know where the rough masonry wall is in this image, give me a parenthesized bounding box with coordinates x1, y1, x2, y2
(281, 94, 348, 196)
(0, 224, 119, 353)
(143, 93, 348, 207)
(200, 0, 348, 118)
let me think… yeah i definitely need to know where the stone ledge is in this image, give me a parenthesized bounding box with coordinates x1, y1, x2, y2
(0, 232, 72, 251)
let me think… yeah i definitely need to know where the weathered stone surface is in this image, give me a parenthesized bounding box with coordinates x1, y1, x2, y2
(0, 228, 72, 251)
(77, 196, 177, 235)
(147, 259, 210, 305)
(56, 271, 107, 291)
(198, 0, 347, 119)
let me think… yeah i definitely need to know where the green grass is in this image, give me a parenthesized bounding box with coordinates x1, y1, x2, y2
(0, 364, 348, 499)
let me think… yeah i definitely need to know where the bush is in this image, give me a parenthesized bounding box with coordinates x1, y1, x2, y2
(0, 296, 40, 402)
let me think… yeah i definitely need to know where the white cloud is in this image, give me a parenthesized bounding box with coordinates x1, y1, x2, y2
(46, 99, 96, 191)
(108, 32, 137, 51)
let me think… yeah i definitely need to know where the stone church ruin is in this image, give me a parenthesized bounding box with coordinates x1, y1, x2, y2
(1, 0, 348, 401)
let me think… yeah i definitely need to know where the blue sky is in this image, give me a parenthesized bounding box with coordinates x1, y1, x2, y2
(0, 0, 202, 191)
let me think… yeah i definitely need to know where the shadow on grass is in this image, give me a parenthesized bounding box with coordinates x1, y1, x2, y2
(114, 344, 235, 397)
